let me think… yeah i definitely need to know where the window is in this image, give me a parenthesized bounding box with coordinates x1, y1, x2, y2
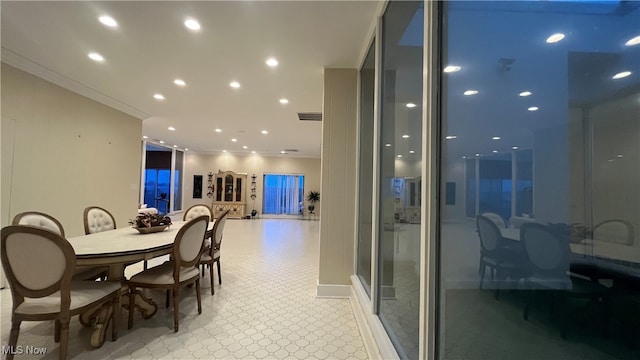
(262, 174, 305, 215)
(377, 1, 423, 358)
(356, 38, 376, 297)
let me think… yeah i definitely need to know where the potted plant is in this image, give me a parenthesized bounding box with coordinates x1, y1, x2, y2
(306, 191, 320, 214)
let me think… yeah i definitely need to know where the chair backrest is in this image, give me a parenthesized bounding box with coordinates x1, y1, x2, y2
(173, 215, 209, 275)
(477, 215, 502, 252)
(183, 204, 213, 222)
(520, 223, 569, 279)
(481, 212, 506, 229)
(12, 211, 65, 237)
(509, 216, 536, 229)
(593, 219, 634, 246)
(83, 206, 116, 234)
(1, 226, 74, 308)
(212, 210, 230, 249)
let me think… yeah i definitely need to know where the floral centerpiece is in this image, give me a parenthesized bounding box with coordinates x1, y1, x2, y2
(129, 213, 172, 234)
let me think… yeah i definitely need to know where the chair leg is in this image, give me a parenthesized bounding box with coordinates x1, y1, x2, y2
(143, 260, 148, 271)
(216, 260, 222, 285)
(173, 287, 179, 332)
(209, 261, 215, 295)
(111, 295, 119, 341)
(7, 318, 21, 360)
(59, 318, 70, 360)
(54, 320, 61, 342)
(165, 290, 170, 309)
(128, 285, 136, 330)
(479, 263, 486, 289)
(196, 279, 202, 314)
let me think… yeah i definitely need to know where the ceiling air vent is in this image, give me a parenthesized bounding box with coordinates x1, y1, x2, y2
(297, 112, 322, 121)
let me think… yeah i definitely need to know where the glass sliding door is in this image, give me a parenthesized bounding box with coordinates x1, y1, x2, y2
(377, 1, 423, 358)
(262, 174, 305, 215)
(438, 1, 640, 359)
(142, 142, 184, 214)
(356, 39, 376, 297)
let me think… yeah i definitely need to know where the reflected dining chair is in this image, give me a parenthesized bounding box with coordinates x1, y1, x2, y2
(83, 206, 116, 235)
(520, 222, 611, 339)
(200, 209, 230, 295)
(127, 215, 209, 332)
(592, 219, 634, 246)
(12, 211, 107, 282)
(477, 214, 526, 300)
(1, 226, 120, 360)
(481, 212, 507, 229)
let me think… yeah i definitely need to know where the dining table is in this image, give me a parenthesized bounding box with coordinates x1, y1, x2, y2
(67, 220, 214, 347)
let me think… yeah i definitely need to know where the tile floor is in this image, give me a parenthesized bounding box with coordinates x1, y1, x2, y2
(1, 219, 369, 359)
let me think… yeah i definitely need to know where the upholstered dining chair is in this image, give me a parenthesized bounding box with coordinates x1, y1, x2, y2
(1, 225, 120, 360)
(183, 204, 214, 222)
(477, 214, 527, 300)
(12, 211, 107, 282)
(200, 209, 230, 295)
(520, 222, 611, 339)
(83, 206, 116, 235)
(127, 215, 209, 332)
(593, 219, 634, 246)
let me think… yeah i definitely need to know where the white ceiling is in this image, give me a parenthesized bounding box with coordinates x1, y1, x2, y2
(1, 1, 382, 157)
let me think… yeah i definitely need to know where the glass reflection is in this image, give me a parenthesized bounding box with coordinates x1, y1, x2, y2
(440, 1, 640, 359)
(378, 1, 423, 359)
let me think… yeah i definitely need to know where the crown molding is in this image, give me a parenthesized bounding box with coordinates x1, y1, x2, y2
(1, 47, 151, 120)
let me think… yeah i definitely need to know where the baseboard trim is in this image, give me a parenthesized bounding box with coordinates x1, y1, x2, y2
(350, 275, 400, 360)
(316, 283, 351, 298)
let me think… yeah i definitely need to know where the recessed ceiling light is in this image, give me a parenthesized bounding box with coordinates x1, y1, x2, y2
(445, 135, 457, 140)
(279, 98, 289, 104)
(215, 128, 222, 133)
(142, 136, 148, 139)
(88, 52, 104, 62)
(385, 143, 391, 147)
(444, 65, 461, 73)
(512, 146, 519, 150)
(153, 93, 165, 100)
(462, 156, 467, 159)
(184, 18, 201, 31)
(280, 150, 287, 154)
(397, 155, 402, 158)
(625, 35, 640, 46)
(251, 150, 256, 154)
(402, 134, 410, 139)
(168, 126, 176, 131)
(266, 58, 278, 67)
(173, 145, 178, 148)
(174, 79, 186, 87)
(406, 103, 416, 108)
(98, 15, 118, 28)
(612, 71, 632, 80)
(464, 90, 479, 96)
(492, 136, 501, 140)
(222, 150, 227, 153)
(546, 33, 565, 43)
(159, 140, 165, 144)
(475, 153, 480, 157)
(261, 130, 268, 134)
(185, 148, 189, 151)
(492, 150, 499, 153)
(528, 106, 539, 111)
(409, 150, 415, 154)
(230, 81, 240, 88)
(608, 159, 614, 162)
(617, 154, 624, 158)
(231, 138, 237, 142)
(519, 91, 532, 97)
(242, 146, 248, 149)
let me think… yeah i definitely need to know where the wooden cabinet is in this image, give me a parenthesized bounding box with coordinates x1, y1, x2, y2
(212, 170, 247, 219)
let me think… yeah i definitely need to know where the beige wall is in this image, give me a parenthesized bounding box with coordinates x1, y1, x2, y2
(318, 68, 358, 286)
(182, 152, 321, 217)
(1, 63, 142, 237)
